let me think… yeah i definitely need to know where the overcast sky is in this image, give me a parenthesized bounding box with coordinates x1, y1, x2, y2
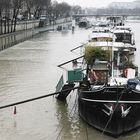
(56, 0, 135, 8)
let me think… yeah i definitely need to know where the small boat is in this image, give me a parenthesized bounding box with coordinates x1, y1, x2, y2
(78, 18, 90, 28)
(92, 21, 111, 33)
(107, 16, 125, 27)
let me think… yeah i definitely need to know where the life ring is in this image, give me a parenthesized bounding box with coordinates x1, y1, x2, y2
(124, 68, 128, 78)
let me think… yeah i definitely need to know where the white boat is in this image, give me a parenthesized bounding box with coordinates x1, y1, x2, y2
(107, 16, 125, 27)
(111, 26, 135, 45)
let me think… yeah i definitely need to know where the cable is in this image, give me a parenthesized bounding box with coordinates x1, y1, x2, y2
(56, 98, 78, 140)
(85, 123, 89, 140)
(55, 89, 78, 140)
(102, 85, 126, 135)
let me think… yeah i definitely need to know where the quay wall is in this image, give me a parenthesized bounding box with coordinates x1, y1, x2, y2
(16, 20, 39, 31)
(0, 17, 72, 34)
(0, 20, 39, 35)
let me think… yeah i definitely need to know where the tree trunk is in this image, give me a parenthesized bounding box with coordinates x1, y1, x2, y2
(11, 20, 13, 32)
(13, 19, 17, 32)
(0, 19, 2, 34)
(7, 20, 9, 33)
(4, 20, 6, 34)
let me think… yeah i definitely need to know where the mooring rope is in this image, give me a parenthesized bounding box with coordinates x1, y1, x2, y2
(102, 84, 126, 135)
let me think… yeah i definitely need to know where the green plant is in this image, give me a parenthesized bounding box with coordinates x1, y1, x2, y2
(84, 45, 110, 65)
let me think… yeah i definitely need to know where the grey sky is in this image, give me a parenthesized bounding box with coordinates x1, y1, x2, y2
(56, 0, 135, 8)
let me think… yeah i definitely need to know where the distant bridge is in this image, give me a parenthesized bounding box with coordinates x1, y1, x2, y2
(72, 13, 140, 18)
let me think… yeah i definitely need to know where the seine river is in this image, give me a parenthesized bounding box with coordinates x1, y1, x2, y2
(0, 21, 140, 140)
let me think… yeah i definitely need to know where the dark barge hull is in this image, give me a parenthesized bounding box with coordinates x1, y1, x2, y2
(78, 86, 140, 136)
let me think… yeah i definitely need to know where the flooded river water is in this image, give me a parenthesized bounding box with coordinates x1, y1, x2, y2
(0, 22, 140, 140)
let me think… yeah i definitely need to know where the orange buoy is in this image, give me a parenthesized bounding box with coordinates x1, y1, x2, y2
(91, 69, 98, 81)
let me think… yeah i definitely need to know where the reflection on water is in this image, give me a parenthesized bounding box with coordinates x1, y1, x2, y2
(0, 30, 34, 51)
(0, 24, 140, 140)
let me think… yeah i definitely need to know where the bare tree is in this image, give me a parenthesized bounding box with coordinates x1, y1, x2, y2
(11, 0, 24, 31)
(24, 0, 33, 19)
(0, 0, 11, 34)
(31, 0, 50, 19)
(24, 0, 51, 19)
(58, 2, 71, 17)
(0, 0, 5, 34)
(71, 5, 82, 15)
(0, 0, 4, 18)
(46, 1, 71, 24)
